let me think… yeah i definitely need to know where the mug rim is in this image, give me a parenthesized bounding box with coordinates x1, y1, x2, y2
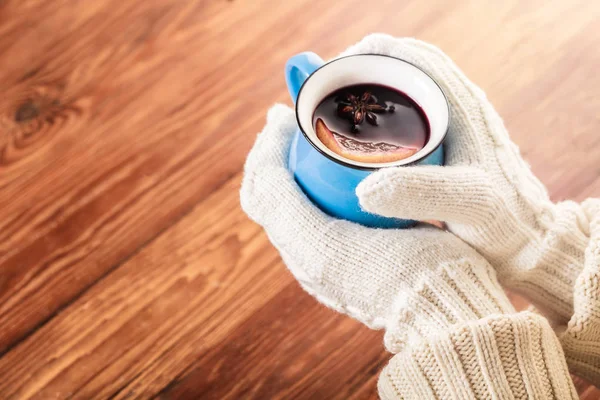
(294, 53, 450, 171)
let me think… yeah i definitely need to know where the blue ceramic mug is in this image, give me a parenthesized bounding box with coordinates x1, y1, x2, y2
(285, 52, 449, 228)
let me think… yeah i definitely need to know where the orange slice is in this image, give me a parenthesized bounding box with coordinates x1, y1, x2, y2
(314, 118, 418, 163)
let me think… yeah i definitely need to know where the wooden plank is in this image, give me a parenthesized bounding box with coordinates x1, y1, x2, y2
(0, 0, 598, 398)
(154, 283, 387, 400)
(0, 0, 334, 354)
(0, 175, 387, 399)
(0, 176, 282, 399)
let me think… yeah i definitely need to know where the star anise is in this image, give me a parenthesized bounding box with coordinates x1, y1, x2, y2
(337, 92, 387, 130)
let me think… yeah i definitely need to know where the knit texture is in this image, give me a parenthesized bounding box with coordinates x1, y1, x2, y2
(240, 35, 600, 395)
(379, 312, 578, 400)
(241, 105, 515, 352)
(346, 35, 600, 383)
(559, 199, 600, 384)
(350, 35, 597, 326)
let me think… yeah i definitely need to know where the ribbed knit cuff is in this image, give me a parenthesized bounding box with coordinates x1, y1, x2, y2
(379, 312, 578, 400)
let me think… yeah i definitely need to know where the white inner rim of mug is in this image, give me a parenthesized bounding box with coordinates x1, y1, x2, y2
(296, 55, 449, 168)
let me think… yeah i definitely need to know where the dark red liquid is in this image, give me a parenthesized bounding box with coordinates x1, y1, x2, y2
(312, 84, 429, 163)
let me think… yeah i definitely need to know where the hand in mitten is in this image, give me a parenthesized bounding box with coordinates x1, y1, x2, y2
(241, 105, 578, 399)
(350, 34, 600, 383)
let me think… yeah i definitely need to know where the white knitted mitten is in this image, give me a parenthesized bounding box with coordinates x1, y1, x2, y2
(241, 105, 578, 399)
(349, 34, 600, 383)
(352, 35, 598, 323)
(241, 105, 515, 352)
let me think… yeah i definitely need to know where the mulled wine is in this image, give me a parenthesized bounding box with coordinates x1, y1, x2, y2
(312, 84, 429, 163)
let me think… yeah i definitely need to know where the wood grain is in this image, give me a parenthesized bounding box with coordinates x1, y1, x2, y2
(0, 0, 598, 398)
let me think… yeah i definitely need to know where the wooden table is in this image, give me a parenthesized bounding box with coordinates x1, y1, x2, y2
(0, 0, 599, 398)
